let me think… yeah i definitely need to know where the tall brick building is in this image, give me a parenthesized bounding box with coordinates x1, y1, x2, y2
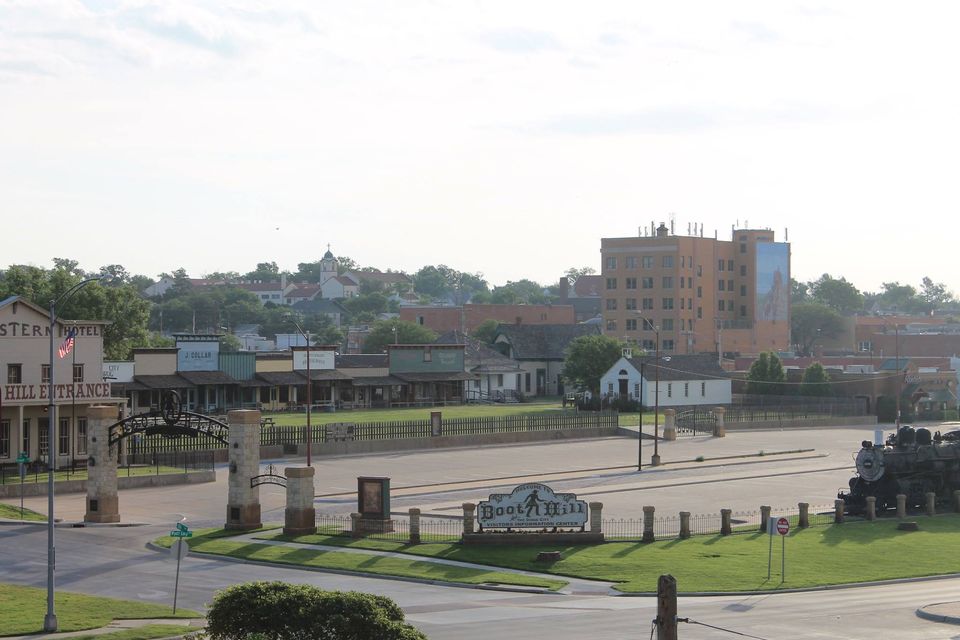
(601, 223, 791, 358)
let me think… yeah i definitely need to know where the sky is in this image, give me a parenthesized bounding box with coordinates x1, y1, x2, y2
(3, 1, 960, 295)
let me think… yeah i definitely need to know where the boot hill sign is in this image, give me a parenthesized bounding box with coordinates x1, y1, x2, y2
(478, 483, 588, 529)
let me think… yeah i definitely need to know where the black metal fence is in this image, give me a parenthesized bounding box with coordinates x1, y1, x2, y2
(120, 450, 215, 477)
(729, 394, 868, 418)
(314, 513, 462, 543)
(0, 459, 88, 484)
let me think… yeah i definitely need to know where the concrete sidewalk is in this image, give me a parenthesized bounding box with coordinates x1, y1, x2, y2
(5, 617, 204, 640)
(917, 601, 960, 624)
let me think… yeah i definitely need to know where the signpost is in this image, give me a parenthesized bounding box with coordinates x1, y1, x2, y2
(16, 452, 28, 519)
(767, 515, 790, 581)
(169, 522, 191, 613)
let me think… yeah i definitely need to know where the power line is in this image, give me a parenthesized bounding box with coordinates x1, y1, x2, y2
(679, 617, 771, 640)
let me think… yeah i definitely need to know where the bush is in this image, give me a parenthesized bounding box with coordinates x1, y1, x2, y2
(205, 581, 428, 640)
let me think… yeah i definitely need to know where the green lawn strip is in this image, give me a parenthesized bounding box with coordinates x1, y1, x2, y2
(265, 401, 573, 427)
(70, 623, 197, 640)
(0, 584, 199, 636)
(156, 529, 564, 591)
(263, 515, 960, 593)
(0, 502, 45, 521)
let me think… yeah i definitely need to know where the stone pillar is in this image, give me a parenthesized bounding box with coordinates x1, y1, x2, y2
(926, 492, 936, 516)
(283, 466, 316, 536)
(350, 512, 362, 538)
(642, 505, 656, 543)
(897, 494, 907, 518)
(589, 502, 603, 534)
(760, 505, 771, 532)
(85, 405, 120, 523)
(865, 496, 876, 521)
(662, 409, 677, 441)
(954, 490, 960, 513)
(463, 502, 475, 535)
(834, 499, 845, 523)
(720, 509, 732, 535)
(679, 512, 691, 539)
(409, 508, 421, 544)
(798, 503, 810, 528)
(225, 409, 262, 530)
(712, 407, 726, 437)
(430, 412, 442, 437)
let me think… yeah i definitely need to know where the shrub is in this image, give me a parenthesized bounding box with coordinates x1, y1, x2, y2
(205, 581, 428, 640)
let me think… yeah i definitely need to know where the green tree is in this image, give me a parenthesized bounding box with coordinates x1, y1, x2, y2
(564, 266, 596, 284)
(219, 333, 242, 352)
(746, 351, 786, 395)
(876, 281, 924, 314)
(471, 319, 500, 344)
(561, 334, 624, 394)
(808, 274, 864, 315)
(490, 279, 552, 304)
(363, 319, 436, 353)
(790, 278, 809, 305)
(791, 302, 845, 356)
(919, 277, 954, 314)
(800, 362, 832, 396)
(412, 265, 450, 299)
(243, 261, 281, 281)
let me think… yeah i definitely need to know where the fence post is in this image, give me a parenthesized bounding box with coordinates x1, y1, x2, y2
(897, 494, 906, 518)
(589, 502, 603, 534)
(926, 492, 936, 516)
(834, 499, 845, 523)
(462, 502, 475, 536)
(409, 508, 421, 544)
(865, 496, 876, 521)
(430, 412, 442, 437)
(798, 502, 809, 528)
(679, 512, 690, 539)
(760, 505, 771, 532)
(720, 509, 732, 535)
(350, 512, 362, 538)
(662, 409, 677, 441)
(712, 407, 726, 437)
(656, 574, 678, 640)
(642, 505, 656, 543)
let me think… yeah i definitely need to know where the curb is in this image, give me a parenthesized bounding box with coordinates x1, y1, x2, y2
(916, 602, 960, 625)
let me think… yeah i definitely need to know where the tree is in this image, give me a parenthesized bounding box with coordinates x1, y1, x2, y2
(363, 319, 436, 353)
(490, 279, 552, 304)
(790, 278, 809, 305)
(791, 302, 845, 356)
(561, 334, 624, 394)
(808, 274, 864, 315)
(342, 292, 389, 323)
(919, 277, 954, 314)
(219, 333, 242, 352)
(564, 266, 596, 284)
(471, 319, 500, 344)
(412, 265, 450, 299)
(746, 351, 786, 395)
(875, 281, 923, 314)
(243, 261, 281, 281)
(800, 362, 832, 396)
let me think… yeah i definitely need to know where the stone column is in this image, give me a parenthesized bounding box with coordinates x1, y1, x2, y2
(462, 502, 475, 535)
(679, 512, 691, 539)
(926, 492, 936, 516)
(834, 499, 845, 523)
(865, 496, 876, 521)
(897, 494, 906, 518)
(760, 505, 771, 533)
(720, 508, 732, 535)
(283, 466, 316, 536)
(798, 503, 810, 528)
(350, 512, 362, 538)
(712, 407, 726, 437)
(589, 502, 603, 534)
(225, 409, 262, 530)
(409, 508, 421, 544)
(85, 405, 120, 523)
(662, 409, 677, 441)
(642, 505, 656, 543)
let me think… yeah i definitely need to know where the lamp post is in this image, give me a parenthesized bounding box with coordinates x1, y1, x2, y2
(288, 318, 313, 467)
(45, 273, 110, 632)
(635, 312, 661, 467)
(637, 360, 644, 471)
(895, 323, 901, 428)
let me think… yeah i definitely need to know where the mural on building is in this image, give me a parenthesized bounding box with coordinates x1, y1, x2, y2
(755, 243, 789, 322)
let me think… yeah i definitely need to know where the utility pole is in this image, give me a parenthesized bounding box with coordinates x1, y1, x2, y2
(656, 574, 678, 640)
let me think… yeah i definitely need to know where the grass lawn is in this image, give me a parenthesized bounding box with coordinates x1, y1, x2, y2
(0, 502, 45, 521)
(154, 528, 566, 591)
(262, 514, 960, 593)
(0, 583, 199, 636)
(70, 624, 196, 640)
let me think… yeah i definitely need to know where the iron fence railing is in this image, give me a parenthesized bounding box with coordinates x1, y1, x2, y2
(313, 513, 462, 543)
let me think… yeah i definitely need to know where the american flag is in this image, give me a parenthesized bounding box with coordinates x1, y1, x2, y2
(58, 327, 77, 359)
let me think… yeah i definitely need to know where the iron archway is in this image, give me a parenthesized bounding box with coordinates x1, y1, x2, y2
(108, 390, 230, 446)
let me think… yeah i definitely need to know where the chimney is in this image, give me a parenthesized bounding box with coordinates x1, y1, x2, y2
(559, 277, 569, 302)
(656, 222, 669, 238)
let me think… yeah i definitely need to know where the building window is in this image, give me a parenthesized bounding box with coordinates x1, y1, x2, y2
(625, 298, 637, 311)
(740, 285, 747, 296)
(718, 280, 725, 291)
(662, 256, 674, 268)
(662, 277, 673, 289)
(697, 306, 702, 319)
(634, 383, 640, 397)
(7, 364, 22, 384)
(626, 277, 638, 289)
(719, 300, 726, 311)
(684, 382, 689, 397)
(59, 418, 70, 456)
(41, 364, 51, 383)
(681, 256, 685, 268)
(663, 339, 675, 351)
(497, 374, 503, 386)
(680, 278, 685, 289)
(606, 278, 617, 290)
(680, 298, 685, 310)
(718, 260, 725, 272)
(642, 277, 654, 289)
(642, 256, 654, 269)
(688, 298, 692, 309)
(741, 265, 747, 276)
(696, 286, 702, 298)
(625, 256, 638, 269)
(858, 341, 873, 352)
(662, 318, 674, 331)
(0, 419, 9, 458)
(642, 339, 656, 350)
(22, 420, 30, 457)
(606, 319, 617, 331)
(728, 260, 734, 271)
(38, 418, 49, 457)
(728, 280, 734, 291)
(697, 265, 703, 276)
(662, 298, 674, 310)
(525, 373, 531, 392)
(606, 299, 618, 310)
(626, 318, 638, 331)
(667, 383, 673, 397)
(642, 298, 654, 310)
(73, 364, 84, 383)
(77, 417, 88, 455)
(701, 382, 706, 396)
(606, 257, 617, 270)
(423, 348, 432, 362)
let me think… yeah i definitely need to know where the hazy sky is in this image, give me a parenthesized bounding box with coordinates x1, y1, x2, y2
(3, 1, 959, 295)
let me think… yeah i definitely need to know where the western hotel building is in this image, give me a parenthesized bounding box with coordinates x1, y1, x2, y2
(601, 223, 791, 358)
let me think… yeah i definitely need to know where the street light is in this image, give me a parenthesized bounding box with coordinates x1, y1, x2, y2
(45, 272, 112, 632)
(635, 312, 661, 467)
(285, 315, 313, 467)
(637, 358, 644, 471)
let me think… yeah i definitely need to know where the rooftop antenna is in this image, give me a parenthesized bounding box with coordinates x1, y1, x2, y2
(669, 213, 675, 235)
(687, 222, 691, 235)
(785, 227, 789, 242)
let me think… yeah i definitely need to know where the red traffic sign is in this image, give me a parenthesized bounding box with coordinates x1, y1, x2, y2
(776, 517, 790, 536)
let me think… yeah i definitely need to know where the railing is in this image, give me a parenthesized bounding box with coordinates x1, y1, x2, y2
(314, 513, 462, 543)
(120, 450, 215, 477)
(0, 459, 88, 484)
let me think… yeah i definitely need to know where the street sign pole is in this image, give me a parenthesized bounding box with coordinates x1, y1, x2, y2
(775, 516, 790, 582)
(767, 516, 774, 580)
(173, 541, 182, 614)
(17, 452, 28, 520)
(169, 522, 191, 614)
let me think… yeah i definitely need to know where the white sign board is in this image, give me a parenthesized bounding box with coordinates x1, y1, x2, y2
(478, 483, 588, 529)
(102, 361, 135, 383)
(293, 350, 335, 371)
(177, 341, 220, 371)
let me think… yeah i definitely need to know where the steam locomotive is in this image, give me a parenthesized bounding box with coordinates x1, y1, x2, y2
(840, 425, 960, 513)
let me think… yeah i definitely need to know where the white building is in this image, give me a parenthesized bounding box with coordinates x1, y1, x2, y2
(600, 353, 731, 407)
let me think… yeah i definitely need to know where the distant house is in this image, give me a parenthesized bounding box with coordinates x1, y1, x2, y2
(435, 331, 522, 401)
(284, 284, 322, 306)
(290, 298, 350, 328)
(600, 354, 731, 407)
(343, 269, 413, 294)
(401, 303, 576, 334)
(557, 276, 601, 323)
(494, 323, 600, 396)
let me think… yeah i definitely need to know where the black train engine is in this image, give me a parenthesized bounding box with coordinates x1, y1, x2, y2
(840, 425, 960, 513)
